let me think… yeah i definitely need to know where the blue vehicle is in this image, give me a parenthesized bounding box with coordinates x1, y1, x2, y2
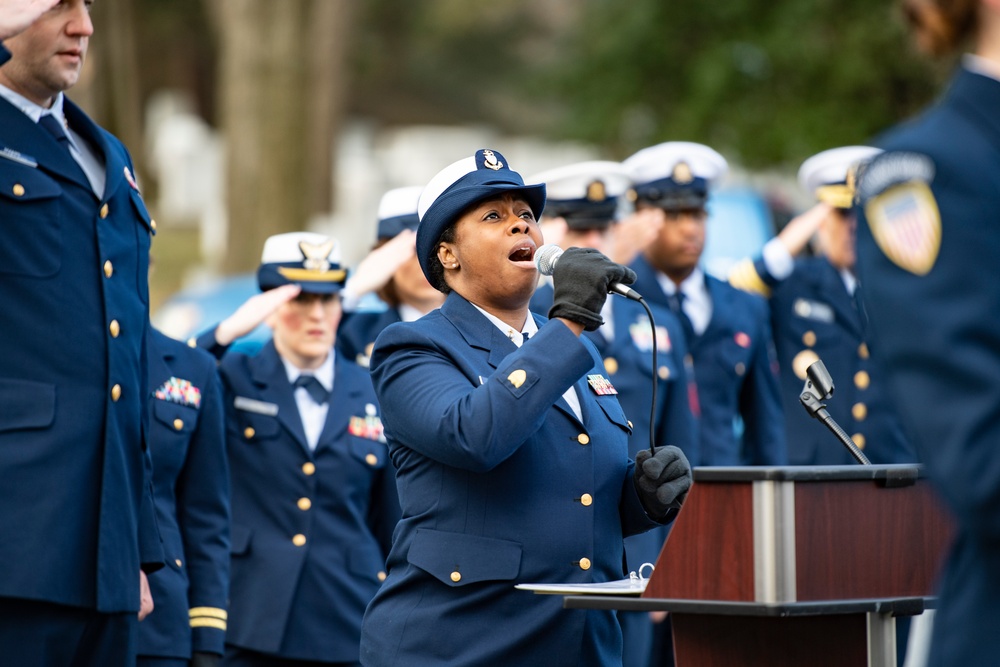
(152, 274, 269, 353)
(701, 187, 776, 279)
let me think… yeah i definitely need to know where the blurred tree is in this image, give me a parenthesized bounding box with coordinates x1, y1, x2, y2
(78, 0, 144, 179)
(207, 0, 355, 274)
(534, 0, 949, 166)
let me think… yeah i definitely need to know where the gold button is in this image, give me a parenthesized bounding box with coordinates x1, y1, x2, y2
(302, 462, 316, 476)
(852, 433, 866, 450)
(450, 571, 462, 583)
(735, 362, 746, 376)
(792, 349, 821, 381)
(803, 330, 817, 347)
(578, 558, 592, 571)
(103, 260, 113, 278)
(12, 183, 25, 197)
(109, 319, 120, 338)
(150, 219, 157, 231)
(858, 343, 869, 359)
(244, 426, 255, 439)
(627, 420, 634, 429)
(175, 559, 183, 568)
(187, 337, 198, 348)
(577, 433, 590, 445)
(855, 370, 870, 390)
(111, 384, 122, 402)
(580, 493, 593, 507)
(292, 534, 307, 547)
(100, 203, 109, 219)
(604, 357, 619, 375)
(173, 418, 184, 431)
(297, 497, 312, 511)
(852, 403, 868, 421)
(365, 453, 378, 466)
(377, 571, 387, 582)
(658, 366, 670, 380)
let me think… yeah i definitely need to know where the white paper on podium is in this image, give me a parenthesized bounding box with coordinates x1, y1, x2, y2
(514, 578, 648, 596)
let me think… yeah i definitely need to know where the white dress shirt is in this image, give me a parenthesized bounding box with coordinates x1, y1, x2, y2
(282, 352, 335, 451)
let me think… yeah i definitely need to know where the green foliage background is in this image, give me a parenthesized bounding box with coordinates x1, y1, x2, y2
(349, 0, 951, 168)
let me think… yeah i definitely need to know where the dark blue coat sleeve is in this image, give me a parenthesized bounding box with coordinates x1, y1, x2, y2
(175, 366, 231, 655)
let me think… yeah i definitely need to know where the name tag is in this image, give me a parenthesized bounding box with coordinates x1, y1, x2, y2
(793, 298, 835, 323)
(0, 148, 38, 168)
(234, 396, 279, 416)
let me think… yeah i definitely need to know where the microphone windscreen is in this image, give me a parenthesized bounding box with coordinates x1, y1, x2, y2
(535, 244, 563, 276)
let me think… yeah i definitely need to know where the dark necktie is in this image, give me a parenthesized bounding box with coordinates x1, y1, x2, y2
(668, 291, 696, 344)
(293, 375, 329, 405)
(38, 114, 73, 153)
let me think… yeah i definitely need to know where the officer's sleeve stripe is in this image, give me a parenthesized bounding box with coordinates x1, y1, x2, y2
(189, 606, 228, 620)
(190, 617, 227, 631)
(728, 258, 772, 298)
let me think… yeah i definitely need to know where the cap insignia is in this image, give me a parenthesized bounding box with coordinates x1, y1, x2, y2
(586, 180, 607, 202)
(672, 162, 694, 184)
(482, 149, 504, 171)
(299, 239, 335, 272)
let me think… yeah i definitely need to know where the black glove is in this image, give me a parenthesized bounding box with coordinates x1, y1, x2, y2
(547, 247, 637, 331)
(634, 446, 692, 520)
(190, 652, 221, 667)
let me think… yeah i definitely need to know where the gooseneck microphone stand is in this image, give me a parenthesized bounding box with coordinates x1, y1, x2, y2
(799, 359, 871, 465)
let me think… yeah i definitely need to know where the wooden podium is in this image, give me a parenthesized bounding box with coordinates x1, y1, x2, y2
(565, 465, 953, 666)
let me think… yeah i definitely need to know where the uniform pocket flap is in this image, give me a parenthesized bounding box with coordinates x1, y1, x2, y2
(408, 528, 522, 586)
(0, 378, 55, 432)
(230, 523, 253, 555)
(595, 395, 631, 432)
(0, 163, 60, 202)
(152, 399, 197, 433)
(128, 188, 155, 233)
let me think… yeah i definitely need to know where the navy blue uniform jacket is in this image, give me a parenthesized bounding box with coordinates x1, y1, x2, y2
(337, 307, 402, 368)
(219, 342, 399, 662)
(856, 67, 1000, 667)
(0, 82, 161, 612)
(360, 292, 662, 667)
(630, 256, 786, 465)
(140, 330, 230, 658)
(743, 256, 914, 465)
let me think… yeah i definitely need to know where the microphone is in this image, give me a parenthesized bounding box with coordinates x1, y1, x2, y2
(534, 244, 643, 301)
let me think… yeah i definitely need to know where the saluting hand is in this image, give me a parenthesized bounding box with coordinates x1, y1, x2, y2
(214, 283, 302, 346)
(607, 208, 664, 266)
(634, 446, 692, 521)
(342, 229, 417, 303)
(0, 0, 60, 41)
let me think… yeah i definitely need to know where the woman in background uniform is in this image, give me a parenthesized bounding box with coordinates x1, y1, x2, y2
(854, 1, 1000, 665)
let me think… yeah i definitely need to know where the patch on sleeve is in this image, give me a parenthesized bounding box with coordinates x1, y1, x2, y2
(857, 151, 941, 275)
(865, 183, 941, 276)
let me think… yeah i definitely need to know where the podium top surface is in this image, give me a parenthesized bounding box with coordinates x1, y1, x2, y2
(692, 464, 924, 484)
(562, 596, 931, 616)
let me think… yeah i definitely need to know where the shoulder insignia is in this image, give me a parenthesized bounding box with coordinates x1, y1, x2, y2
(865, 182, 941, 276)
